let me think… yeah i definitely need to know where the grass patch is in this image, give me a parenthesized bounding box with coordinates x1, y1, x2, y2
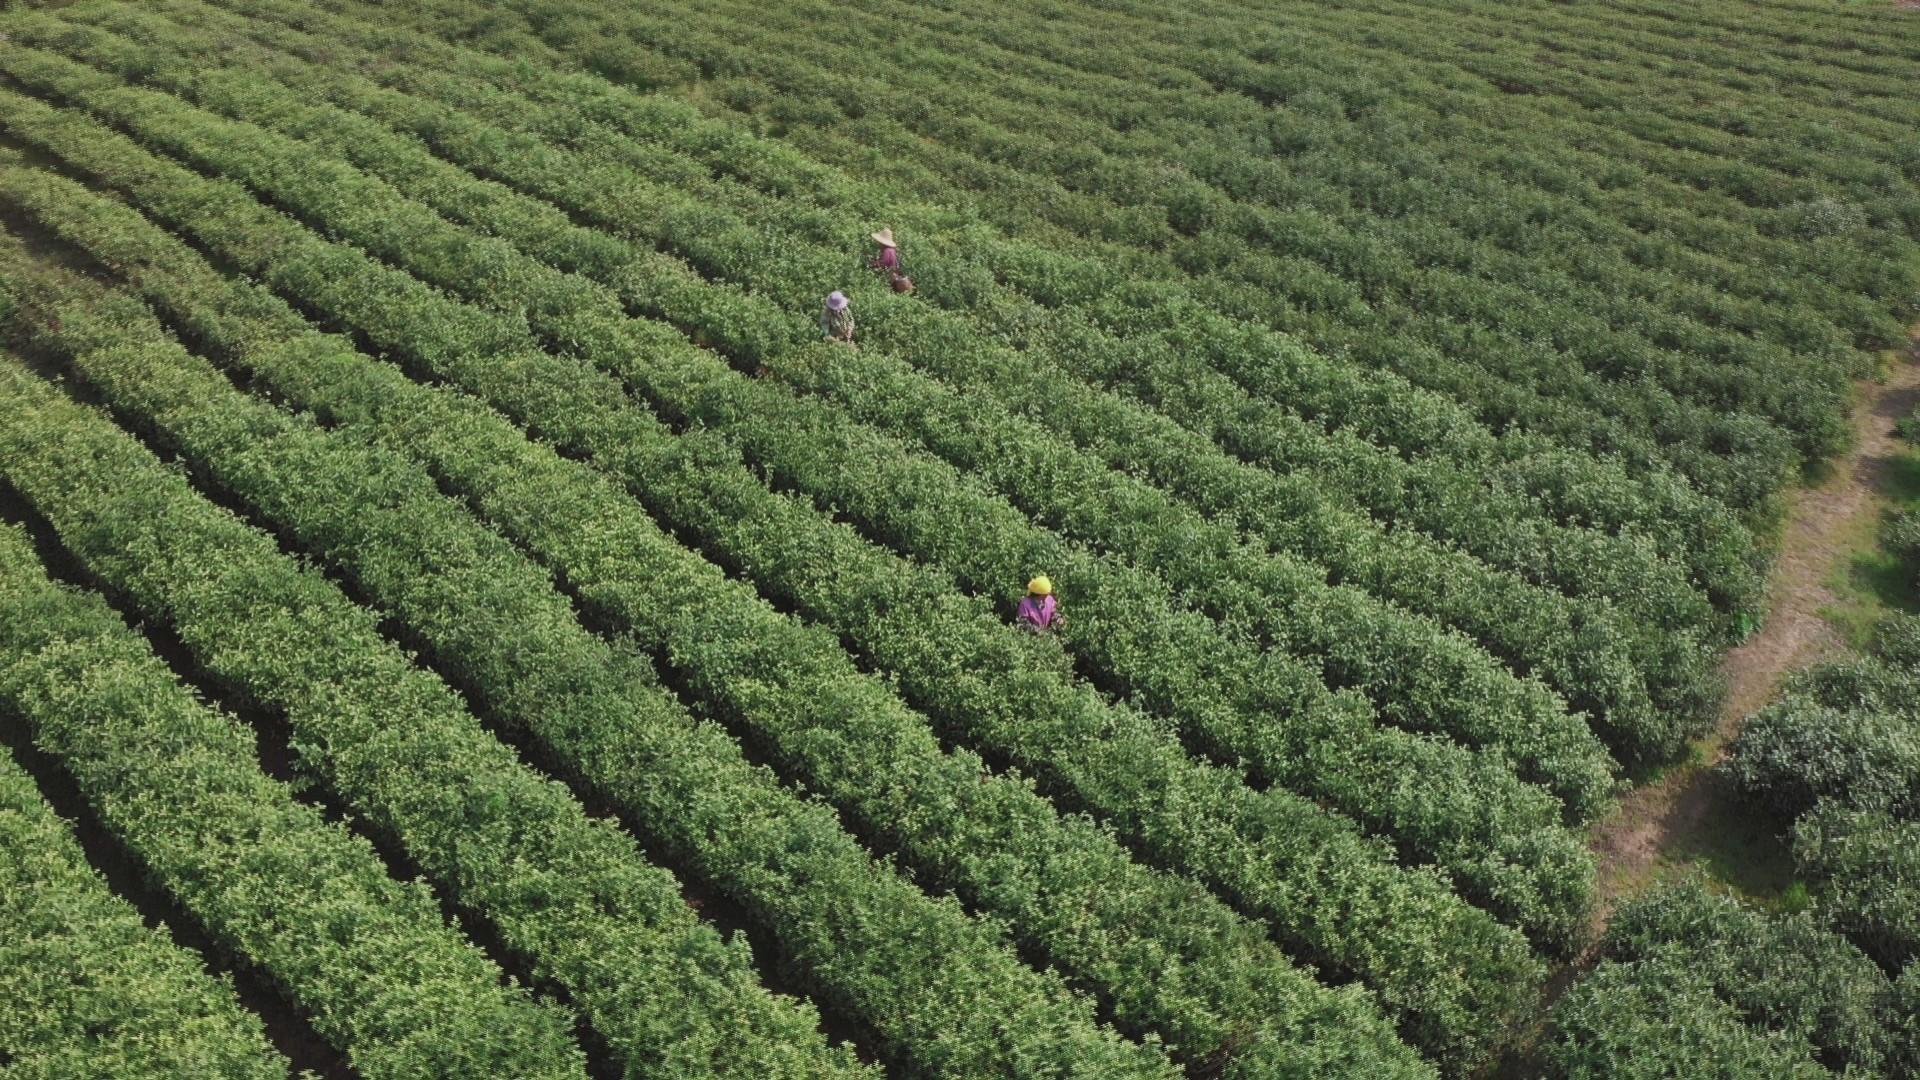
(1618, 741, 1705, 788)
(1825, 437, 1920, 644)
(1654, 771, 1798, 908)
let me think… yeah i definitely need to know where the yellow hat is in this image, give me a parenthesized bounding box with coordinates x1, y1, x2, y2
(1027, 576, 1052, 596)
(871, 227, 896, 248)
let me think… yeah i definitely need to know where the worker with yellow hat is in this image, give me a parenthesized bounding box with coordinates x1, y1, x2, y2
(1017, 575, 1062, 632)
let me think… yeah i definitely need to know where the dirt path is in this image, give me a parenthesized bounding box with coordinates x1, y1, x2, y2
(1586, 335, 1920, 938)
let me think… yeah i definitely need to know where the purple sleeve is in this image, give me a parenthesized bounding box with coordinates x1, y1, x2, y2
(881, 247, 899, 269)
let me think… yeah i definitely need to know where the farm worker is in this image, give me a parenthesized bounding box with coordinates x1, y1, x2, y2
(870, 228, 914, 293)
(1016, 576, 1062, 632)
(869, 227, 900, 273)
(820, 290, 855, 344)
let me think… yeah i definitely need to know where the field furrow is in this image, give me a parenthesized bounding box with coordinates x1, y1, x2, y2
(0, 464, 600, 1079)
(0, 714, 289, 1080)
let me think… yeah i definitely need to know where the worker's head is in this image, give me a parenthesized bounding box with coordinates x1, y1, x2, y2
(1027, 575, 1052, 597)
(871, 227, 896, 248)
(826, 291, 849, 311)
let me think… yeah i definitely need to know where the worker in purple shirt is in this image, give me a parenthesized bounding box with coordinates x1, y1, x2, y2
(869, 228, 900, 272)
(870, 228, 913, 293)
(1016, 576, 1063, 632)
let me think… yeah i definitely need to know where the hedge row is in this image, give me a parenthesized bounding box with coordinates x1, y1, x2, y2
(519, 0, 1860, 390)
(1724, 694, 1920, 824)
(1601, 0, 1920, 64)
(1260, 0, 1920, 175)
(0, 721, 287, 1080)
(45, 245, 1436, 1076)
(313, 0, 1769, 620)
(1887, 508, 1920, 591)
(1545, 959, 1833, 1080)
(1889, 967, 1920, 1077)
(0, 33, 1624, 808)
(843, 0, 1918, 290)
(108, 11, 1719, 747)
(656, 0, 1877, 427)
(1046, 0, 1918, 214)
(0, 221, 1207, 1079)
(0, 152, 1543, 1070)
(691, 0, 1904, 411)
(224, 0, 1766, 595)
(1726, 614, 1920, 975)
(710, 98, 1787, 510)
(1052, 0, 1916, 247)
(1598, 884, 1898, 1073)
(882, 0, 1919, 250)
(1727, 612, 1920, 821)
(1794, 805, 1920, 974)
(155, 0, 1763, 631)
(1544, 883, 1914, 1077)
(429, 0, 1821, 504)
(0, 183, 1436, 1078)
(0, 448, 594, 1079)
(0, 284, 875, 1080)
(711, 0, 1899, 481)
(0, 63, 1605, 948)
(213, 24, 1718, 738)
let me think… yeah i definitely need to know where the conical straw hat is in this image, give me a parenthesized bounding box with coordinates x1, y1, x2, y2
(870, 227, 896, 247)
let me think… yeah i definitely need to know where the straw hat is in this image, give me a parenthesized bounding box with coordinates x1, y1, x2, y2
(826, 291, 849, 311)
(870, 227, 896, 248)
